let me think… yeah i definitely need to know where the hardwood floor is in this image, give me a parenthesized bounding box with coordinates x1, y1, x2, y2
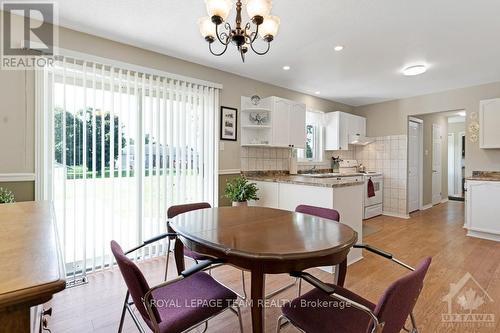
(46, 201, 500, 332)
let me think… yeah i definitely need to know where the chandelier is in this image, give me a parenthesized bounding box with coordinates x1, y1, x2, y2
(198, 0, 280, 62)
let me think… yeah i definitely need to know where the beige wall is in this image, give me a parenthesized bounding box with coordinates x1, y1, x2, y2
(353, 81, 500, 176)
(0, 14, 352, 177)
(414, 113, 448, 205)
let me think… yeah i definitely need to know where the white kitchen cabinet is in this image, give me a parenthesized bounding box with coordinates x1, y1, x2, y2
(324, 112, 366, 150)
(254, 180, 364, 265)
(348, 114, 366, 138)
(272, 98, 291, 147)
(465, 180, 500, 241)
(241, 96, 306, 148)
(288, 102, 307, 148)
(480, 98, 500, 149)
(249, 181, 279, 208)
(278, 183, 334, 211)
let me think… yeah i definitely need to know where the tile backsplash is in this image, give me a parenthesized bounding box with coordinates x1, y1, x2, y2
(240, 147, 290, 172)
(356, 135, 408, 216)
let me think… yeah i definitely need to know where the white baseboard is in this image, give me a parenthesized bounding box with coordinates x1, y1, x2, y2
(0, 173, 36, 182)
(421, 204, 433, 210)
(382, 211, 410, 219)
(440, 198, 449, 204)
(467, 230, 500, 242)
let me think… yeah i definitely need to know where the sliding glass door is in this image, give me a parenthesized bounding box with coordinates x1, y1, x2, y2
(39, 54, 219, 283)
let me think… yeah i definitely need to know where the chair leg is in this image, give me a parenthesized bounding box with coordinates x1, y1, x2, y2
(240, 270, 248, 300)
(164, 238, 171, 281)
(276, 315, 288, 333)
(410, 312, 418, 332)
(200, 321, 208, 333)
(297, 278, 302, 297)
(118, 292, 129, 333)
(234, 303, 244, 333)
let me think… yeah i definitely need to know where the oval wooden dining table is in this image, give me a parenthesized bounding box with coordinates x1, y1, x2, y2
(169, 206, 358, 333)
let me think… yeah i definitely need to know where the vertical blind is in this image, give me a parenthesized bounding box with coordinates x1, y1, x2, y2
(40, 54, 220, 283)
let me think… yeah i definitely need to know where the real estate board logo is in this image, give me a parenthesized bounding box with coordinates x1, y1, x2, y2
(1, 1, 58, 70)
(441, 272, 495, 329)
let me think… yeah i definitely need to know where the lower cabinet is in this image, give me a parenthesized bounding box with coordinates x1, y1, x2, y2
(249, 181, 279, 208)
(466, 180, 500, 241)
(250, 180, 364, 266)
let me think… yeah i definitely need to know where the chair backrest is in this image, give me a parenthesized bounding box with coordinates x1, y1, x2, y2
(295, 205, 340, 222)
(373, 257, 432, 333)
(110, 241, 159, 324)
(167, 202, 211, 219)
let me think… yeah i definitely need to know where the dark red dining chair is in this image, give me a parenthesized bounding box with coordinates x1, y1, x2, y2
(111, 239, 243, 333)
(277, 245, 432, 333)
(165, 202, 247, 300)
(295, 204, 340, 222)
(293, 205, 341, 296)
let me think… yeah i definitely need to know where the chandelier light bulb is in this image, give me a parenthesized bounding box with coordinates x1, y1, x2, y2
(259, 15, 280, 40)
(198, 17, 216, 40)
(246, 0, 272, 21)
(205, 0, 233, 21)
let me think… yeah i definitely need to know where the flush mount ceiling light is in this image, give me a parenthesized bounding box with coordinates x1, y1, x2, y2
(402, 64, 427, 76)
(198, 0, 280, 62)
(315, 91, 321, 95)
(334, 45, 344, 51)
(282, 65, 291, 71)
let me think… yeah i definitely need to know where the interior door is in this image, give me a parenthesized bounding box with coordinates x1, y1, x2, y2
(448, 133, 455, 196)
(272, 98, 290, 147)
(408, 121, 420, 212)
(432, 124, 443, 205)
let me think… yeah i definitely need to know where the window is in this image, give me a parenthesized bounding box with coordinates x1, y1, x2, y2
(298, 110, 324, 162)
(37, 53, 220, 283)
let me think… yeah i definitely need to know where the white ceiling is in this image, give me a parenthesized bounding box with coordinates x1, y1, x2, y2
(30, 0, 500, 106)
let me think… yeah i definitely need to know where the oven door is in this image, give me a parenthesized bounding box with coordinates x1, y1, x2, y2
(365, 176, 383, 206)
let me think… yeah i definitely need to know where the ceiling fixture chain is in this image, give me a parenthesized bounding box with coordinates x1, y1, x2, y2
(198, 0, 280, 62)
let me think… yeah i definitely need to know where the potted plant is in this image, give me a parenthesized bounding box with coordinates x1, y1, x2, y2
(224, 176, 259, 207)
(0, 187, 15, 204)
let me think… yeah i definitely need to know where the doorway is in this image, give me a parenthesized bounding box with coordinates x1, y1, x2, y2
(409, 110, 466, 210)
(408, 118, 423, 213)
(447, 116, 466, 200)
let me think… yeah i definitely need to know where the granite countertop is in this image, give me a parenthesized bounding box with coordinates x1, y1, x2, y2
(466, 171, 500, 182)
(245, 173, 365, 188)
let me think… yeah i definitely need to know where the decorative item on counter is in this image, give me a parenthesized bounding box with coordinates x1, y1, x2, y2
(0, 187, 15, 204)
(224, 176, 259, 207)
(289, 148, 298, 175)
(249, 112, 269, 125)
(358, 163, 366, 173)
(331, 156, 342, 173)
(251, 95, 261, 106)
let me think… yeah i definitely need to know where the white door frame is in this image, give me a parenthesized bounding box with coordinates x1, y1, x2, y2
(456, 131, 465, 195)
(448, 132, 455, 196)
(408, 117, 424, 210)
(432, 123, 443, 205)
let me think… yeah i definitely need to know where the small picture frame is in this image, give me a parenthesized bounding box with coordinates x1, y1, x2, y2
(220, 106, 238, 141)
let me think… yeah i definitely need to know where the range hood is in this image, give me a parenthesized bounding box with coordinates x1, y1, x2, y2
(349, 134, 375, 146)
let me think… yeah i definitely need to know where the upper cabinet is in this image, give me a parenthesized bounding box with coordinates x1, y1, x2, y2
(324, 112, 366, 150)
(241, 96, 306, 148)
(480, 98, 500, 149)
